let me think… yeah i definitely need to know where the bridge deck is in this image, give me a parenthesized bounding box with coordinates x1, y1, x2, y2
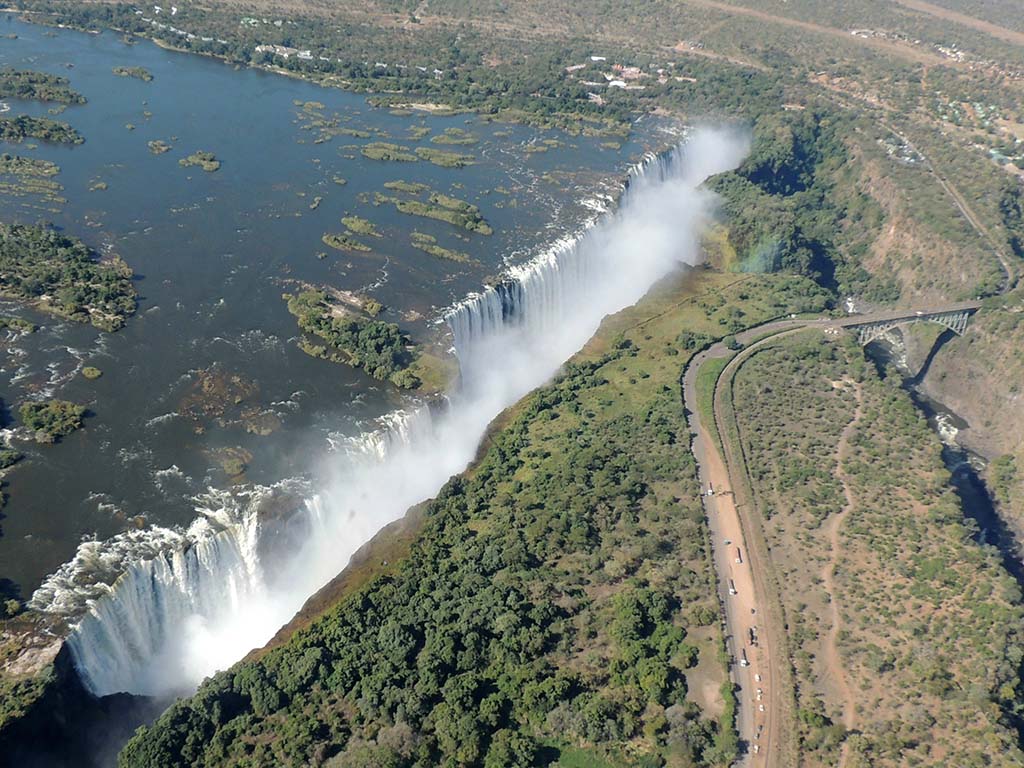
(835, 301, 983, 328)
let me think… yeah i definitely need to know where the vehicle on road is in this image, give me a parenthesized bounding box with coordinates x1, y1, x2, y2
(735, 547, 743, 564)
(740, 649, 749, 667)
(729, 579, 737, 595)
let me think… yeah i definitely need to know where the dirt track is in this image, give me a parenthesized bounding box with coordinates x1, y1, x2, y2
(890, 0, 1024, 46)
(821, 383, 863, 767)
(682, 318, 809, 766)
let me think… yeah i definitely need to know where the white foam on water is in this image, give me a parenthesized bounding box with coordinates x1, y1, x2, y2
(31, 128, 749, 697)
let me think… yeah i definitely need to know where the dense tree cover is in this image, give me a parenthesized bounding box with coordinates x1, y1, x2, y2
(112, 66, 153, 82)
(710, 109, 882, 298)
(0, 666, 52, 735)
(0, 222, 136, 331)
(1000, 177, 1024, 259)
(0, 315, 36, 334)
(0, 68, 86, 103)
(0, 115, 84, 145)
(286, 289, 418, 388)
(0, 444, 23, 470)
(18, 399, 85, 443)
(119, 348, 725, 768)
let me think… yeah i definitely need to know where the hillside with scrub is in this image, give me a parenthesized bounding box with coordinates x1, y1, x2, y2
(728, 331, 1024, 766)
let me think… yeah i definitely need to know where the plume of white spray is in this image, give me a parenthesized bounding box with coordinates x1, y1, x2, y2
(55, 127, 750, 697)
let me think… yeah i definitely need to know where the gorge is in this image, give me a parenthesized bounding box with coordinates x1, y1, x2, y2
(31, 128, 750, 706)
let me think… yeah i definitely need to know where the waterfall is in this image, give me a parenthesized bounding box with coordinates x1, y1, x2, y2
(30, 128, 749, 698)
(64, 500, 264, 696)
(446, 147, 694, 382)
(31, 409, 433, 697)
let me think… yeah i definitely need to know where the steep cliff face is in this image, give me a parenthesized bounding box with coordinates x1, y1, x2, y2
(0, 620, 161, 768)
(917, 289, 1024, 540)
(0, 618, 62, 738)
(920, 290, 1024, 458)
(857, 151, 1004, 304)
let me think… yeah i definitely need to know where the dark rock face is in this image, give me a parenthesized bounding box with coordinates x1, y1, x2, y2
(0, 644, 163, 768)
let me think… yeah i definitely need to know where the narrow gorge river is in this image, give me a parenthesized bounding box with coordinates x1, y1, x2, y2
(866, 334, 1023, 582)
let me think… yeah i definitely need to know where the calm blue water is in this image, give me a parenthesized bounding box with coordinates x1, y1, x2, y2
(0, 14, 660, 598)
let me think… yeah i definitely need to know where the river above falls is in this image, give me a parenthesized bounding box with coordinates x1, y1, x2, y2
(0, 14, 668, 602)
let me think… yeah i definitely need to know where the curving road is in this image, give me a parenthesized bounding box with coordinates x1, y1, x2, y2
(683, 318, 806, 766)
(679, 301, 982, 765)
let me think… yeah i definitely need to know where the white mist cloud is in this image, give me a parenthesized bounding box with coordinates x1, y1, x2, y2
(63, 127, 750, 697)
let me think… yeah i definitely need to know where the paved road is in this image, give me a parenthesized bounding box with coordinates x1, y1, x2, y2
(682, 319, 804, 765)
(692, 417, 768, 763)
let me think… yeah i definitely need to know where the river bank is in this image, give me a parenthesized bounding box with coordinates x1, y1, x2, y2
(866, 330, 1024, 578)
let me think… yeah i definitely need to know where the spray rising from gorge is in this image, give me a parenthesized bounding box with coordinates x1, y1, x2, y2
(31, 128, 750, 698)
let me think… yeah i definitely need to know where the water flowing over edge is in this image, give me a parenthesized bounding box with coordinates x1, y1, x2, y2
(29, 127, 749, 697)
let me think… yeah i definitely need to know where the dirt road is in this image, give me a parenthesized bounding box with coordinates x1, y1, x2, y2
(682, 318, 807, 765)
(696, 418, 770, 763)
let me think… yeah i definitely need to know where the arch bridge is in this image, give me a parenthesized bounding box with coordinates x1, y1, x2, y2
(836, 301, 983, 346)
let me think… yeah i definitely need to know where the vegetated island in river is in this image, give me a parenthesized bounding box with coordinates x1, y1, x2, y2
(0, 315, 36, 334)
(415, 146, 476, 167)
(322, 232, 371, 253)
(0, 222, 136, 331)
(0, 154, 65, 207)
(0, 115, 84, 145)
(340, 215, 382, 238)
(375, 189, 493, 235)
(410, 231, 472, 263)
(0, 68, 86, 104)
(284, 288, 453, 391)
(360, 141, 419, 162)
(18, 399, 86, 444)
(429, 126, 478, 146)
(112, 66, 153, 82)
(179, 151, 221, 172)
(0, 153, 59, 178)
